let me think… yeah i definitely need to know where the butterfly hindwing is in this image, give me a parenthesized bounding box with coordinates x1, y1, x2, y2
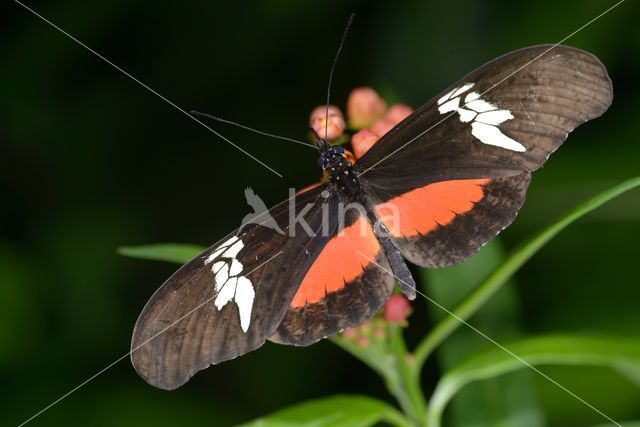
(130, 184, 337, 390)
(364, 174, 531, 268)
(356, 44, 612, 190)
(269, 207, 394, 346)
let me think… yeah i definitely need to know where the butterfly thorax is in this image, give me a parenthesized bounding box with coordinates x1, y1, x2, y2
(318, 145, 359, 195)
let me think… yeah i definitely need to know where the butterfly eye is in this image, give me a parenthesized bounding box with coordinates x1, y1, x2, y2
(332, 146, 344, 155)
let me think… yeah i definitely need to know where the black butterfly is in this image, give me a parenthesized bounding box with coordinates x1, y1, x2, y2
(131, 45, 612, 390)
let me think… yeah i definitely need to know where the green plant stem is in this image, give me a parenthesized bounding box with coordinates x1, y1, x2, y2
(411, 177, 640, 380)
(381, 406, 416, 427)
(331, 330, 428, 426)
(388, 325, 428, 426)
(330, 337, 413, 416)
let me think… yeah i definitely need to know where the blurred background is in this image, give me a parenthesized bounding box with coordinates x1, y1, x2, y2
(2, 0, 639, 426)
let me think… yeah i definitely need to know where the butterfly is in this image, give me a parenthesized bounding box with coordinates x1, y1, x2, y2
(131, 44, 612, 390)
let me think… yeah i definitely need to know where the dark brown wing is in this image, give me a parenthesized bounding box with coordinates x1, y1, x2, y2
(269, 208, 394, 346)
(131, 184, 337, 390)
(355, 44, 612, 190)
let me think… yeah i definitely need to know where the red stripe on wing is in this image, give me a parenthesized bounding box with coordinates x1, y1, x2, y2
(291, 216, 380, 308)
(374, 179, 490, 238)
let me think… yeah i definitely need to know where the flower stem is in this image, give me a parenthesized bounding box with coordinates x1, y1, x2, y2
(331, 326, 428, 426)
(388, 325, 428, 426)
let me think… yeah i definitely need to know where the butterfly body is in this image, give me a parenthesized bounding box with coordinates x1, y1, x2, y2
(132, 44, 612, 390)
(317, 141, 360, 195)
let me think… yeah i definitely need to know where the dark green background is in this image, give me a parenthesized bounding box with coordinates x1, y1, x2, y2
(2, 1, 639, 426)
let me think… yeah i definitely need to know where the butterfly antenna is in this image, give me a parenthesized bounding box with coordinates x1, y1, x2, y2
(310, 127, 328, 151)
(190, 111, 316, 149)
(324, 13, 355, 140)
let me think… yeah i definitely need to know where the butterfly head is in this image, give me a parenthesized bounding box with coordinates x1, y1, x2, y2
(311, 128, 342, 166)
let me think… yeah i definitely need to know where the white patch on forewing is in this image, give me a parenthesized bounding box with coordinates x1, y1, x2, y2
(214, 263, 229, 290)
(437, 82, 526, 152)
(204, 236, 255, 332)
(205, 236, 239, 264)
(228, 259, 242, 276)
(438, 82, 475, 105)
(233, 277, 255, 332)
(225, 239, 244, 258)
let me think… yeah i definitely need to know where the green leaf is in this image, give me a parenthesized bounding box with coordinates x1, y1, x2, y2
(427, 335, 640, 427)
(423, 242, 545, 427)
(116, 243, 204, 264)
(235, 395, 411, 427)
(414, 177, 640, 369)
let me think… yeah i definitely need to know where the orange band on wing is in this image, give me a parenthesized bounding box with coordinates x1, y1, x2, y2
(375, 179, 490, 238)
(291, 216, 380, 308)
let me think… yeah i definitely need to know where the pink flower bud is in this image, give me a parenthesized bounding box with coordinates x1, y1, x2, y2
(356, 336, 370, 348)
(347, 87, 387, 130)
(385, 103, 413, 125)
(383, 294, 411, 324)
(370, 118, 395, 138)
(342, 327, 357, 339)
(309, 105, 345, 141)
(351, 129, 379, 159)
(369, 103, 414, 137)
(359, 321, 371, 334)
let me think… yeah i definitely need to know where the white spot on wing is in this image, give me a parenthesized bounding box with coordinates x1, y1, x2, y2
(229, 259, 243, 276)
(204, 235, 257, 332)
(465, 91, 480, 102)
(437, 98, 460, 114)
(464, 93, 496, 113)
(207, 248, 225, 263)
(211, 261, 225, 274)
(214, 263, 229, 291)
(450, 82, 475, 98)
(234, 277, 255, 332)
(457, 108, 477, 123)
(224, 239, 244, 258)
(206, 236, 239, 262)
(437, 82, 526, 152)
(437, 88, 457, 105)
(471, 123, 526, 152)
(476, 110, 514, 126)
(214, 277, 236, 310)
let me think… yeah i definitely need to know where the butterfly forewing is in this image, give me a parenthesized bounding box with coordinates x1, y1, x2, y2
(356, 44, 612, 189)
(131, 185, 337, 390)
